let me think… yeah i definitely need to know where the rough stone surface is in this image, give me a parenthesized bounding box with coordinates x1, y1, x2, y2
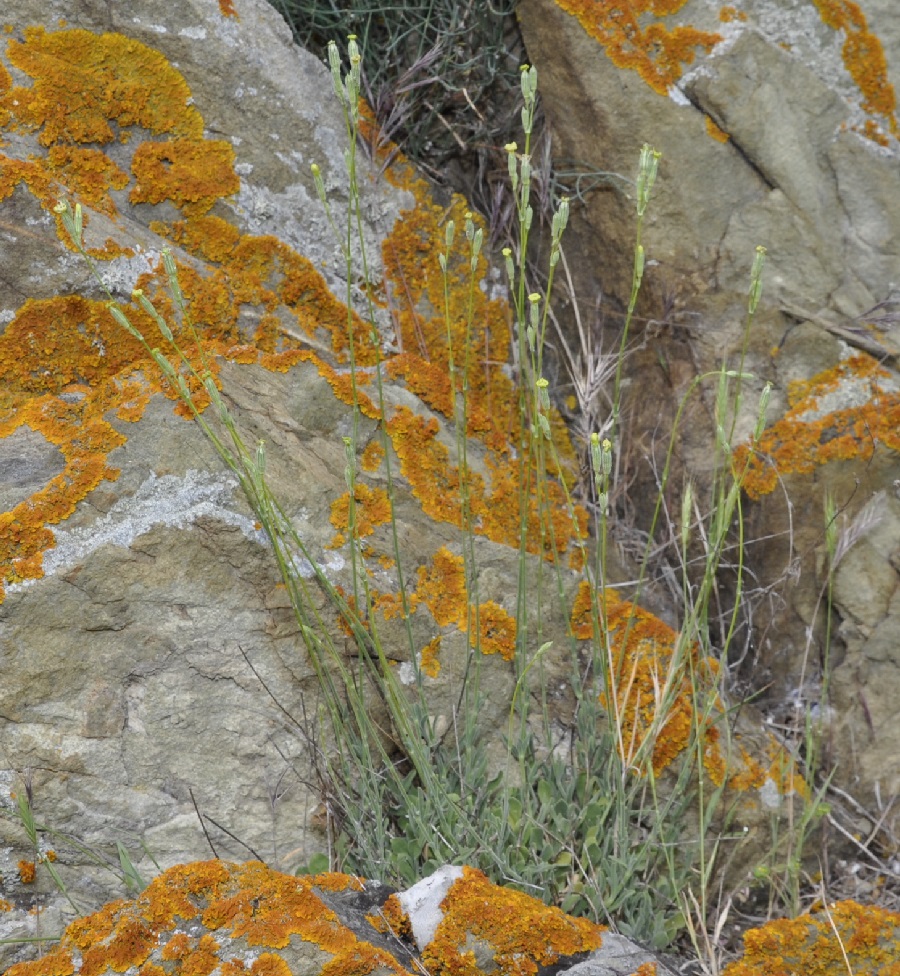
(4, 860, 673, 976)
(0, 0, 571, 962)
(0, 1, 634, 966)
(0, 0, 858, 970)
(517, 0, 900, 831)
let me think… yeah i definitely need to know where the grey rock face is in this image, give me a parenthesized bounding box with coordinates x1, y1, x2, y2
(0, 0, 867, 969)
(517, 0, 900, 834)
(0, 1, 602, 966)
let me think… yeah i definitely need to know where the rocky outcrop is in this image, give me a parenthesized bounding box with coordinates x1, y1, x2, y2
(722, 897, 900, 976)
(0, 0, 839, 968)
(7, 858, 896, 976)
(4, 860, 673, 976)
(517, 0, 900, 831)
(0, 0, 587, 945)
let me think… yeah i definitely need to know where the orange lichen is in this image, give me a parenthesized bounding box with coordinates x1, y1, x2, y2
(415, 547, 467, 628)
(5, 861, 417, 976)
(360, 438, 385, 473)
(376, 141, 586, 559)
(419, 636, 442, 678)
(368, 893, 413, 943)
(812, 0, 898, 138)
(423, 865, 603, 976)
(736, 354, 900, 499)
(722, 899, 900, 976)
(719, 5, 747, 22)
(160, 215, 241, 263)
(469, 601, 517, 660)
(570, 582, 741, 782)
(705, 115, 730, 142)
(0, 26, 381, 601)
(330, 483, 393, 542)
(386, 406, 466, 527)
(0, 27, 204, 144)
(219, 0, 240, 19)
(130, 138, 240, 217)
(18, 860, 36, 884)
(854, 116, 891, 146)
(370, 591, 405, 619)
(45, 146, 129, 214)
(550, 0, 722, 95)
(373, 590, 417, 621)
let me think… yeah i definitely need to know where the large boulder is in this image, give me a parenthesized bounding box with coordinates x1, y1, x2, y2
(517, 0, 900, 833)
(4, 860, 674, 976)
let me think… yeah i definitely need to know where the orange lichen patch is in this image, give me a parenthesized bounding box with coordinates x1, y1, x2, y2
(130, 138, 240, 217)
(736, 354, 900, 499)
(5, 861, 419, 976)
(86, 237, 137, 262)
(321, 944, 410, 976)
(334, 587, 372, 640)
(415, 547, 467, 628)
(0, 155, 57, 208)
(423, 865, 603, 976)
(477, 454, 588, 557)
(855, 116, 891, 146)
(172, 230, 379, 367)
(0, 48, 364, 605)
(44, 146, 129, 214)
(366, 893, 412, 939)
(219, 0, 240, 19)
(469, 601, 516, 660)
(373, 591, 417, 622)
(385, 403, 585, 560)
(360, 437, 385, 473)
(726, 744, 770, 794)
(314, 361, 379, 418)
(0, 28, 247, 601)
(376, 140, 586, 557)
(0, 27, 203, 145)
(385, 353, 455, 419)
(570, 582, 802, 792)
(705, 115, 730, 142)
(330, 483, 392, 542)
(161, 215, 242, 263)
(249, 955, 292, 976)
(0, 283, 245, 598)
(308, 872, 366, 893)
(570, 581, 725, 777)
(722, 899, 900, 976)
(718, 5, 747, 22)
(420, 636, 442, 678)
(379, 180, 519, 441)
(812, 0, 899, 138)
(762, 736, 809, 800)
(386, 406, 466, 526)
(551, 0, 722, 95)
(18, 860, 36, 884)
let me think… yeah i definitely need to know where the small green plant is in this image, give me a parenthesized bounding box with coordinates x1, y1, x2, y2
(0, 780, 154, 950)
(47, 38, 844, 968)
